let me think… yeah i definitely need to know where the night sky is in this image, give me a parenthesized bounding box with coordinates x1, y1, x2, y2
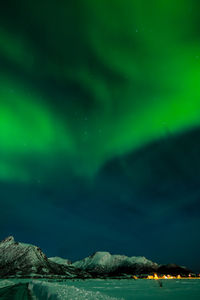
(0, 0, 200, 272)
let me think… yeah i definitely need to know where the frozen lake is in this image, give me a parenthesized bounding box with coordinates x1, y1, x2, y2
(0, 278, 200, 299)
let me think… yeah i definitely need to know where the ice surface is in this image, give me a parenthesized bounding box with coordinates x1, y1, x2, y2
(58, 278, 200, 300)
(30, 280, 122, 300)
(0, 280, 15, 289)
(0, 278, 200, 299)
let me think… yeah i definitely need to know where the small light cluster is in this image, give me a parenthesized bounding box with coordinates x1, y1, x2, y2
(147, 274, 180, 279)
(145, 274, 199, 280)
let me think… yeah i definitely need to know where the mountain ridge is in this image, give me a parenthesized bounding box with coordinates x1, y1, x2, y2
(0, 237, 192, 278)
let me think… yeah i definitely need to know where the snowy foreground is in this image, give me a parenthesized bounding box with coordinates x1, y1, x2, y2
(0, 279, 200, 300)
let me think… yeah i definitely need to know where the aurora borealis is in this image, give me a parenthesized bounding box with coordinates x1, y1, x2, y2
(0, 0, 200, 271)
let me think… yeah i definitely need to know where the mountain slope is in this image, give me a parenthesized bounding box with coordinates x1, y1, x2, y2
(73, 251, 158, 275)
(0, 237, 89, 278)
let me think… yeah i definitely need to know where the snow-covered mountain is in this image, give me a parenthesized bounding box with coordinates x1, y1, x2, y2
(73, 252, 191, 276)
(73, 251, 159, 275)
(0, 236, 89, 278)
(48, 257, 71, 265)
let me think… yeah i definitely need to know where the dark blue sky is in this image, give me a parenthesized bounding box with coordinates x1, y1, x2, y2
(1, 128, 200, 272)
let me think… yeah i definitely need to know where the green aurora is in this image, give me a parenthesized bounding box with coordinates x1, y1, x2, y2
(0, 0, 200, 182)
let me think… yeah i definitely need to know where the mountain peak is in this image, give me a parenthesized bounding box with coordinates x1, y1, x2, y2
(49, 257, 72, 265)
(1, 236, 15, 244)
(91, 251, 111, 258)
